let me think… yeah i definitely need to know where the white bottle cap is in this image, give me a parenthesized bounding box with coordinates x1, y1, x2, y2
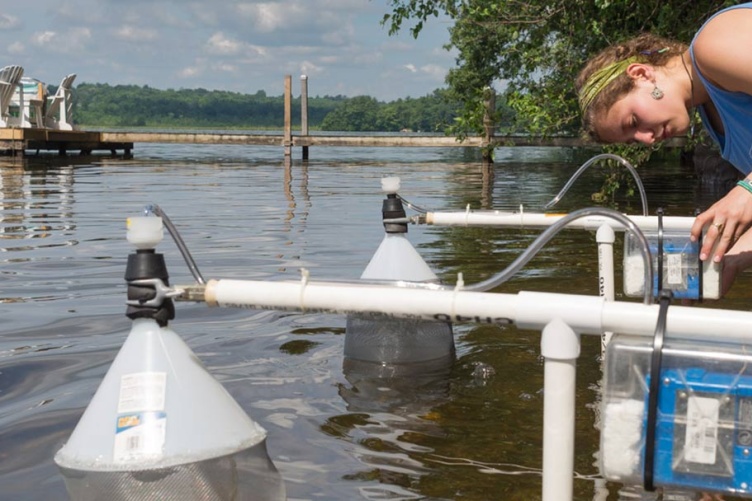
(381, 177, 401, 194)
(127, 217, 164, 249)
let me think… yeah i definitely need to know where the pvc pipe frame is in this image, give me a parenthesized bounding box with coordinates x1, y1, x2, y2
(203, 278, 752, 342)
(541, 319, 579, 501)
(425, 210, 694, 232)
(203, 277, 752, 500)
(596, 224, 616, 353)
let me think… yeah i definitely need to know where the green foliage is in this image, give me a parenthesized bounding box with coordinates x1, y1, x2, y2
(74, 83, 347, 128)
(382, 0, 737, 139)
(320, 96, 382, 131)
(589, 145, 652, 205)
(319, 88, 462, 132)
(72, 83, 464, 132)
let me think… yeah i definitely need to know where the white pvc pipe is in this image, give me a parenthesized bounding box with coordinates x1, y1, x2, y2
(541, 319, 579, 501)
(200, 277, 752, 501)
(596, 224, 616, 352)
(425, 210, 693, 232)
(203, 279, 752, 342)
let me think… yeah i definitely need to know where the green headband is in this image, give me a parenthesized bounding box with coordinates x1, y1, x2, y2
(578, 55, 639, 114)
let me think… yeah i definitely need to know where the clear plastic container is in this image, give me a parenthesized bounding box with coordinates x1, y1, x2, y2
(601, 333, 752, 497)
(623, 231, 720, 300)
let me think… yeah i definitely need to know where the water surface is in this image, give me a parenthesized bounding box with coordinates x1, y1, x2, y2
(1, 142, 748, 500)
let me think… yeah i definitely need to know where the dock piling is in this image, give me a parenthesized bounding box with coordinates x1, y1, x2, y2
(284, 75, 292, 157)
(301, 75, 309, 161)
(482, 86, 496, 165)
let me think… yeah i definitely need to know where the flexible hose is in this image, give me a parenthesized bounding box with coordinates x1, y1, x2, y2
(144, 203, 653, 304)
(145, 204, 206, 285)
(544, 153, 649, 216)
(396, 194, 430, 214)
(461, 207, 654, 305)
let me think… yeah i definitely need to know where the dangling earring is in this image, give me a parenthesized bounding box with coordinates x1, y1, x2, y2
(651, 86, 664, 100)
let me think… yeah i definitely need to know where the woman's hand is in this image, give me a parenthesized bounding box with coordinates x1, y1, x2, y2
(691, 185, 752, 262)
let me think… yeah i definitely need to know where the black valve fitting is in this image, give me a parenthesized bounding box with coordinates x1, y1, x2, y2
(382, 194, 407, 233)
(124, 249, 175, 326)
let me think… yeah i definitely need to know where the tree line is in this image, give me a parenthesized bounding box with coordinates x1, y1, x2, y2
(72, 83, 516, 132)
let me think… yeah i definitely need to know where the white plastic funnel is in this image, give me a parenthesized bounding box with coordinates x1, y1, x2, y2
(55, 318, 285, 500)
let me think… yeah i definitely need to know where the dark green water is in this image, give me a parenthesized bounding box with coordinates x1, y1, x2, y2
(0, 143, 748, 500)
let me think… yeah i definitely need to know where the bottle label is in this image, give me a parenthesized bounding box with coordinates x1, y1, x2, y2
(113, 372, 168, 461)
(114, 411, 167, 461)
(117, 372, 166, 413)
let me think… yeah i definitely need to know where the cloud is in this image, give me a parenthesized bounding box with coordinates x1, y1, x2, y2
(206, 32, 243, 55)
(300, 60, 323, 76)
(204, 32, 268, 64)
(31, 27, 92, 54)
(8, 41, 24, 54)
(216, 62, 238, 73)
(0, 13, 21, 30)
(419, 63, 446, 79)
(32, 30, 56, 45)
(404, 64, 417, 73)
(236, 2, 307, 33)
(179, 65, 202, 78)
(115, 25, 158, 42)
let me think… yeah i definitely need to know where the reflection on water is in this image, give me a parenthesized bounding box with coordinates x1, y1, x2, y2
(0, 144, 749, 501)
(0, 160, 75, 254)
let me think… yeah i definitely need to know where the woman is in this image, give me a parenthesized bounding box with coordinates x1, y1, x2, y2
(576, 3, 752, 295)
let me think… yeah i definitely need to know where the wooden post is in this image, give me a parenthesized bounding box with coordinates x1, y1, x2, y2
(301, 75, 309, 160)
(482, 86, 496, 165)
(284, 75, 292, 157)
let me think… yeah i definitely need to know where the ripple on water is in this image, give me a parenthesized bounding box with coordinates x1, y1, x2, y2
(0, 148, 743, 501)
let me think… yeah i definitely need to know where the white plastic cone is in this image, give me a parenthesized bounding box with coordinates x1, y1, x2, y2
(345, 181, 454, 368)
(361, 233, 439, 282)
(54, 214, 285, 500)
(55, 318, 267, 471)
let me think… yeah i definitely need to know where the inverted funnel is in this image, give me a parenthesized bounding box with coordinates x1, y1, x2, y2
(54, 215, 285, 500)
(345, 178, 454, 370)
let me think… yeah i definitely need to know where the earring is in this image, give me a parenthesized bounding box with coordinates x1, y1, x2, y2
(651, 86, 664, 100)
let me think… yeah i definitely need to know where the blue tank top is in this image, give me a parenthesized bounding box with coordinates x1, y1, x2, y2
(690, 2, 752, 175)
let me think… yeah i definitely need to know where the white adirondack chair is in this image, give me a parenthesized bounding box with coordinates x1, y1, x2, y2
(10, 77, 46, 128)
(45, 73, 76, 130)
(0, 65, 24, 128)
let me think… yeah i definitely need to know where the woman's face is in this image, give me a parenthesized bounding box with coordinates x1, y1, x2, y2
(594, 77, 690, 144)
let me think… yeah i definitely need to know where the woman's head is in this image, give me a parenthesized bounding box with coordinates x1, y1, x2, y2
(576, 33, 688, 143)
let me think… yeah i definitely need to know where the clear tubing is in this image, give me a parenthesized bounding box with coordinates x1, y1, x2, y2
(544, 154, 649, 217)
(462, 207, 654, 305)
(145, 204, 206, 285)
(396, 194, 430, 214)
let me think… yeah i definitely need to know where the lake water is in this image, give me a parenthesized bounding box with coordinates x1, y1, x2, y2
(1, 142, 749, 501)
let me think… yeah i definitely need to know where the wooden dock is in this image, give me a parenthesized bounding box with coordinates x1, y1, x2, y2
(0, 129, 134, 156)
(0, 127, 626, 157)
(100, 131, 594, 148)
(0, 127, 686, 158)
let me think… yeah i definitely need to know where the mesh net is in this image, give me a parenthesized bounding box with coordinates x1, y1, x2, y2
(59, 441, 284, 501)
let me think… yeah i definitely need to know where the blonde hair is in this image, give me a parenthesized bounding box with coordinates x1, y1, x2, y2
(576, 33, 687, 142)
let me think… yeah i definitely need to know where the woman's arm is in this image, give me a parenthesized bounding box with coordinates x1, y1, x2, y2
(690, 8, 752, 262)
(693, 8, 752, 95)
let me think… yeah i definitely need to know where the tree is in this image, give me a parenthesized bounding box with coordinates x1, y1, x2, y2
(382, 1, 737, 139)
(320, 96, 382, 131)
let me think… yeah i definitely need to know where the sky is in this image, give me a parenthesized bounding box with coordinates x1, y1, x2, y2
(0, 1, 455, 102)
